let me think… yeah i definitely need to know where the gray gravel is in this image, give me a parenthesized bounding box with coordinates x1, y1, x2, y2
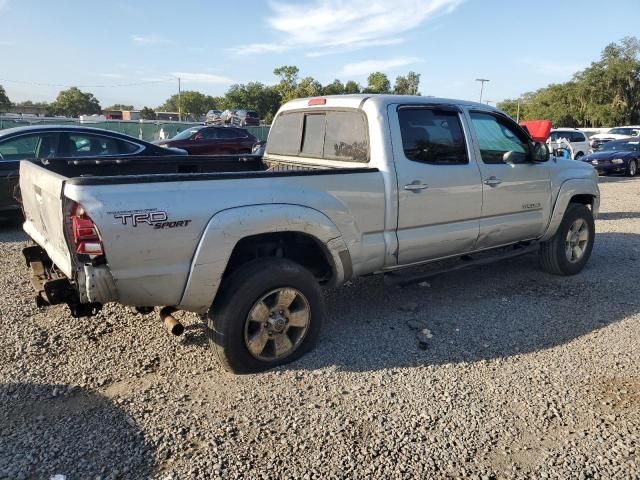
(1, 175, 639, 479)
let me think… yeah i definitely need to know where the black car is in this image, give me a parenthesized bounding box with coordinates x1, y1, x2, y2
(0, 125, 187, 215)
(581, 139, 640, 176)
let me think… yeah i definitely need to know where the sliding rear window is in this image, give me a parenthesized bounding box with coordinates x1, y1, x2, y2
(267, 110, 369, 162)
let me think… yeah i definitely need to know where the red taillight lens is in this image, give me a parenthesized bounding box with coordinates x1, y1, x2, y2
(308, 97, 326, 106)
(71, 204, 104, 257)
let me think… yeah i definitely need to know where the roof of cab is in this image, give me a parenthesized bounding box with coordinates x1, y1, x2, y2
(278, 94, 499, 113)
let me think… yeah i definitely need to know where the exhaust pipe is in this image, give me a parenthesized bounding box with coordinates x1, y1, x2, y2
(160, 306, 184, 336)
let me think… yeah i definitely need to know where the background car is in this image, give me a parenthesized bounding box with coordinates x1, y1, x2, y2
(580, 138, 640, 176)
(548, 128, 590, 159)
(589, 126, 640, 149)
(234, 109, 261, 126)
(155, 125, 258, 155)
(0, 125, 187, 216)
(205, 110, 223, 125)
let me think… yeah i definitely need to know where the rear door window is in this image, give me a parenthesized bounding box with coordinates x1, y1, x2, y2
(398, 108, 467, 164)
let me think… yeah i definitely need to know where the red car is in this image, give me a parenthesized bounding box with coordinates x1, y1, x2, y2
(156, 126, 257, 155)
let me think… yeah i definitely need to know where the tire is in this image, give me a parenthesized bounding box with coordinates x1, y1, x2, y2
(574, 152, 583, 160)
(539, 203, 595, 276)
(206, 258, 324, 373)
(626, 159, 637, 177)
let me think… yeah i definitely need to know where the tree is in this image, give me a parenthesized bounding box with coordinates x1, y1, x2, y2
(323, 79, 345, 95)
(105, 103, 134, 111)
(139, 107, 157, 120)
(344, 80, 361, 94)
(498, 37, 640, 127)
(394, 72, 421, 95)
(159, 90, 217, 119)
(295, 76, 323, 98)
(364, 72, 391, 94)
(222, 82, 281, 122)
(0, 84, 12, 112)
(50, 87, 101, 117)
(273, 65, 299, 102)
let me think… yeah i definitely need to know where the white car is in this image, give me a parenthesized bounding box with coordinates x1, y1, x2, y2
(589, 126, 640, 149)
(548, 129, 591, 159)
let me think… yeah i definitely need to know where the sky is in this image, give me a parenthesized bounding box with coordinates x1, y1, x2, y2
(1, 0, 640, 109)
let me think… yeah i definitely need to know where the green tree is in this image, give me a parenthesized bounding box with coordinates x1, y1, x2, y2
(323, 79, 345, 95)
(159, 90, 217, 119)
(0, 84, 12, 112)
(498, 37, 640, 127)
(343, 80, 361, 94)
(295, 76, 323, 98)
(105, 103, 134, 111)
(139, 106, 157, 120)
(273, 65, 300, 102)
(223, 82, 281, 122)
(364, 72, 391, 94)
(50, 87, 101, 117)
(394, 72, 421, 95)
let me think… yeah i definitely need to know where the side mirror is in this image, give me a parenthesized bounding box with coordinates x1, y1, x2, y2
(531, 141, 550, 162)
(502, 150, 528, 164)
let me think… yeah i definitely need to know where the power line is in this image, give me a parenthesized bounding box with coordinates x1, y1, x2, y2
(0, 77, 175, 88)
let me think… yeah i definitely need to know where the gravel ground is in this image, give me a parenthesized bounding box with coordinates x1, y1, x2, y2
(1, 175, 639, 479)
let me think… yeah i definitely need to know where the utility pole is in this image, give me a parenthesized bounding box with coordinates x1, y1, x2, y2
(475, 78, 490, 103)
(177, 76, 182, 122)
(516, 100, 521, 122)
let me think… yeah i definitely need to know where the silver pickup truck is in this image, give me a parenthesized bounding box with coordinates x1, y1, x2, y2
(19, 95, 600, 372)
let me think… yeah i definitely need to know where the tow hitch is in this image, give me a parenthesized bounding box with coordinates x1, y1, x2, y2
(22, 245, 102, 318)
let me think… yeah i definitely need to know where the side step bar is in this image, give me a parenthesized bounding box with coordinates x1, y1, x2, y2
(22, 245, 102, 318)
(386, 244, 539, 287)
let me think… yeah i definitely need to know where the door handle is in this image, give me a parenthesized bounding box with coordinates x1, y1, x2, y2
(404, 182, 429, 192)
(483, 177, 502, 187)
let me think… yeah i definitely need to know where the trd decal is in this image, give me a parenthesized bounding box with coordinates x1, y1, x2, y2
(109, 209, 192, 229)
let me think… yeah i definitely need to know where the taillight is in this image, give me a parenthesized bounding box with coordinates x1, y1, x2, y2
(71, 203, 104, 257)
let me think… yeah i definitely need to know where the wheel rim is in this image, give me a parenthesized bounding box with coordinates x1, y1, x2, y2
(565, 218, 589, 263)
(244, 287, 311, 361)
(631, 161, 637, 176)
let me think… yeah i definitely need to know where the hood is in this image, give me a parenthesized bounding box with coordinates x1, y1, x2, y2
(583, 150, 635, 161)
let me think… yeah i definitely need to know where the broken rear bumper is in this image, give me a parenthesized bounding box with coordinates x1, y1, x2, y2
(22, 245, 102, 318)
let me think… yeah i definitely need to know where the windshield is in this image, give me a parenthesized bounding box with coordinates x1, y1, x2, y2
(599, 140, 640, 152)
(171, 127, 202, 140)
(608, 127, 640, 136)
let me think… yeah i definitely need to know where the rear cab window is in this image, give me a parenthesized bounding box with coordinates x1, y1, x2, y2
(267, 109, 369, 163)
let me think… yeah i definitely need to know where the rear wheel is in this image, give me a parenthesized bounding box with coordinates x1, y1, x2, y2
(206, 258, 324, 373)
(539, 203, 595, 276)
(574, 152, 584, 160)
(626, 159, 637, 177)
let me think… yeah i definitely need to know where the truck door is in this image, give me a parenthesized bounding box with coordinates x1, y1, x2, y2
(467, 111, 551, 249)
(391, 105, 483, 265)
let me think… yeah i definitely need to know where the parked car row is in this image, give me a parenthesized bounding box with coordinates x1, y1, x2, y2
(206, 109, 261, 126)
(0, 124, 263, 216)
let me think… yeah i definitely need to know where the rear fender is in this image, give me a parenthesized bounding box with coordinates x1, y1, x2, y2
(540, 179, 600, 241)
(177, 204, 348, 314)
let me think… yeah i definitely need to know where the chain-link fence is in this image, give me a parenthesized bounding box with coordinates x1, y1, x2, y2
(0, 117, 271, 142)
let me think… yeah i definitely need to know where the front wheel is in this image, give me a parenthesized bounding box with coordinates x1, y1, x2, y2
(539, 203, 595, 276)
(626, 159, 637, 177)
(207, 258, 324, 373)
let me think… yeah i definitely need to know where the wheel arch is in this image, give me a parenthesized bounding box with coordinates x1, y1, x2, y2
(540, 179, 599, 242)
(177, 204, 351, 314)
